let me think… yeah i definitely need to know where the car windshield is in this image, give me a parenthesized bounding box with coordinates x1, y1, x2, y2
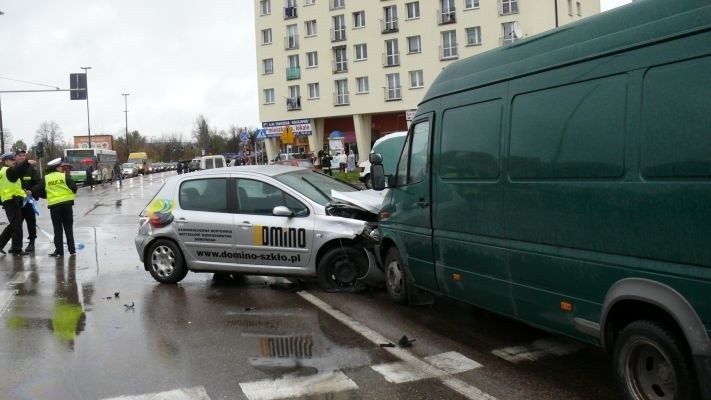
(122, 163, 136, 168)
(274, 170, 359, 206)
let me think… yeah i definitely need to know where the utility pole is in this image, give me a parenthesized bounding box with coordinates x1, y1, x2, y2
(0, 95, 5, 153)
(122, 93, 130, 156)
(81, 66, 92, 148)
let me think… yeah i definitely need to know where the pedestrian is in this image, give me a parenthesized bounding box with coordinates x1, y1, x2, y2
(320, 152, 333, 176)
(0, 151, 36, 256)
(338, 151, 348, 173)
(112, 162, 122, 185)
(14, 149, 41, 252)
(177, 162, 183, 174)
(32, 158, 78, 257)
(85, 164, 95, 189)
(347, 150, 356, 172)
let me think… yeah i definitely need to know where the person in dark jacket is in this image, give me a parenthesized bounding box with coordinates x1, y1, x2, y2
(0, 152, 35, 256)
(14, 149, 41, 252)
(85, 164, 95, 189)
(32, 158, 78, 257)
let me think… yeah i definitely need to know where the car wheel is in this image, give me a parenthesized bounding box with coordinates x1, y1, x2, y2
(318, 246, 368, 289)
(364, 174, 372, 189)
(384, 248, 409, 304)
(613, 320, 698, 400)
(146, 240, 188, 284)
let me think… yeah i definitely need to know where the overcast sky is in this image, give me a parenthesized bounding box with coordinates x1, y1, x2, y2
(0, 0, 630, 151)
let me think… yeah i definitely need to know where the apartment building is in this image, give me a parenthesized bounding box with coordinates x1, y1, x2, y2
(254, 0, 600, 161)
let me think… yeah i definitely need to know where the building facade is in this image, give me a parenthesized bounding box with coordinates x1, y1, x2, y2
(254, 0, 600, 162)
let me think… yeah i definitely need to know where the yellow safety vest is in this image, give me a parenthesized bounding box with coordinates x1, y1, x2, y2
(0, 166, 27, 203)
(45, 172, 76, 206)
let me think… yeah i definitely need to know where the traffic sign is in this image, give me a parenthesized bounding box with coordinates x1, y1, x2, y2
(255, 129, 267, 140)
(239, 131, 250, 142)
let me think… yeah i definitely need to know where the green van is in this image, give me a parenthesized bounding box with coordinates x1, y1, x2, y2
(370, 1, 711, 399)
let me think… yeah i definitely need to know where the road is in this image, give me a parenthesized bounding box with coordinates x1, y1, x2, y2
(0, 171, 624, 400)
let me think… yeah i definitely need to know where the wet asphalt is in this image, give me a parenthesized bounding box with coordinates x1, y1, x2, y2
(0, 171, 625, 400)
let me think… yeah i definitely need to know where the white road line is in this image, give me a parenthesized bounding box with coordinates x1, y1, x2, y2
(372, 351, 483, 383)
(240, 371, 358, 400)
(298, 291, 497, 400)
(9, 271, 33, 285)
(0, 288, 17, 317)
(492, 338, 584, 363)
(100, 386, 211, 400)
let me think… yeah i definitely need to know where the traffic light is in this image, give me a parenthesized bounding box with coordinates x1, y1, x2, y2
(36, 142, 44, 158)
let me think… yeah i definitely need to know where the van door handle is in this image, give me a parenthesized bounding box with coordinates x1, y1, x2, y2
(238, 221, 253, 228)
(175, 218, 188, 224)
(417, 198, 430, 208)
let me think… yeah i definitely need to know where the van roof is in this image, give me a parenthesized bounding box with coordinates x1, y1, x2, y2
(422, 0, 710, 104)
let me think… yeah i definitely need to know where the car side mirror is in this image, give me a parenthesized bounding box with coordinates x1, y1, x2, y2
(273, 206, 294, 217)
(370, 153, 387, 191)
(369, 153, 383, 164)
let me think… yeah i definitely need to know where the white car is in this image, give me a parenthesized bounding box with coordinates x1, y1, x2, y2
(359, 131, 407, 188)
(135, 165, 384, 289)
(122, 162, 139, 177)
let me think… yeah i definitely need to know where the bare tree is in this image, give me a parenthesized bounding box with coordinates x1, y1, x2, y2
(34, 121, 65, 160)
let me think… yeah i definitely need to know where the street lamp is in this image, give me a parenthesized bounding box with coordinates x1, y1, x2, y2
(0, 95, 5, 153)
(122, 93, 130, 155)
(80, 66, 92, 148)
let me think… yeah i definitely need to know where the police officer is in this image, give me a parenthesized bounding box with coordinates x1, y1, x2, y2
(32, 158, 78, 257)
(15, 149, 41, 252)
(0, 151, 35, 255)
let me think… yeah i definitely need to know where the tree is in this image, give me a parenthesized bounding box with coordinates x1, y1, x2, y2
(34, 121, 65, 160)
(11, 139, 27, 153)
(192, 115, 211, 154)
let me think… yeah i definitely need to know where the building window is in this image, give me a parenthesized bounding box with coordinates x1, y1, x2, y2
(261, 29, 272, 45)
(260, 0, 271, 15)
(286, 24, 299, 49)
(333, 47, 347, 72)
(307, 51, 318, 68)
(284, 0, 297, 18)
(465, 0, 479, 9)
(263, 58, 274, 74)
(439, 0, 456, 24)
(502, 21, 520, 44)
(335, 79, 349, 105)
(264, 89, 275, 104)
(383, 5, 398, 32)
(407, 36, 421, 54)
(307, 83, 320, 99)
(567, 0, 573, 16)
(305, 20, 317, 37)
(304, 0, 315, 5)
(286, 55, 300, 80)
(384, 39, 399, 67)
(356, 77, 369, 94)
(330, 0, 345, 10)
(287, 85, 301, 110)
(501, 0, 519, 15)
(332, 15, 346, 42)
(386, 73, 401, 101)
(440, 30, 457, 59)
(406, 2, 420, 19)
(466, 26, 482, 46)
(354, 43, 368, 61)
(576, 1, 582, 16)
(409, 70, 424, 88)
(353, 11, 366, 28)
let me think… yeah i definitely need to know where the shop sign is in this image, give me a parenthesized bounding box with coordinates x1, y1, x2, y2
(261, 119, 313, 138)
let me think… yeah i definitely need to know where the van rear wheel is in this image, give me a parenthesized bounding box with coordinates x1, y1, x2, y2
(384, 248, 409, 305)
(613, 320, 698, 400)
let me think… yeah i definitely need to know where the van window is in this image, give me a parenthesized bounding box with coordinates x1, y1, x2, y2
(440, 100, 502, 179)
(206, 158, 214, 169)
(509, 75, 627, 179)
(396, 121, 430, 186)
(641, 56, 711, 178)
(179, 178, 228, 212)
(215, 158, 225, 168)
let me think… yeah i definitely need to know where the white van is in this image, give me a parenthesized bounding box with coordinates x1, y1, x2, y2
(199, 155, 226, 170)
(358, 131, 407, 188)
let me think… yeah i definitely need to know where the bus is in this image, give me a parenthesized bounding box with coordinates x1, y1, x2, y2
(127, 152, 153, 175)
(64, 148, 118, 184)
(370, 1, 711, 399)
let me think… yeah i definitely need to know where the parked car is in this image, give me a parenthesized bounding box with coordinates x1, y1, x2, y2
(359, 131, 407, 188)
(135, 165, 384, 289)
(276, 158, 316, 171)
(121, 162, 139, 177)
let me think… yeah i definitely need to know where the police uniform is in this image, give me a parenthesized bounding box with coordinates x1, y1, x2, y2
(15, 150, 41, 251)
(0, 152, 31, 255)
(32, 158, 78, 257)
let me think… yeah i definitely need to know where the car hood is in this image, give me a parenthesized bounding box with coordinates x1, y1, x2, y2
(330, 189, 388, 214)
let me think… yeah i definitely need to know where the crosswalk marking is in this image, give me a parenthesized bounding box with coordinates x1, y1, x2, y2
(239, 371, 358, 400)
(492, 338, 584, 363)
(101, 386, 211, 400)
(298, 291, 497, 400)
(372, 351, 483, 384)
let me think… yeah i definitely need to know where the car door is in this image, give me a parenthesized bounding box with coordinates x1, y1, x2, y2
(233, 177, 314, 270)
(174, 177, 236, 269)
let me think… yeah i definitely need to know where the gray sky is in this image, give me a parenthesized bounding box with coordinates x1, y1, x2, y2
(0, 0, 630, 151)
(0, 0, 257, 149)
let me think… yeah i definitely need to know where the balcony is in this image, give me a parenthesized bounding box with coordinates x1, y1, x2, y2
(286, 97, 302, 111)
(284, 6, 298, 19)
(286, 67, 301, 80)
(330, 28, 346, 42)
(439, 44, 459, 60)
(332, 58, 348, 73)
(333, 92, 350, 106)
(437, 9, 456, 25)
(380, 18, 399, 33)
(384, 86, 402, 101)
(382, 52, 400, 67)
(284, 35, 299, 50)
